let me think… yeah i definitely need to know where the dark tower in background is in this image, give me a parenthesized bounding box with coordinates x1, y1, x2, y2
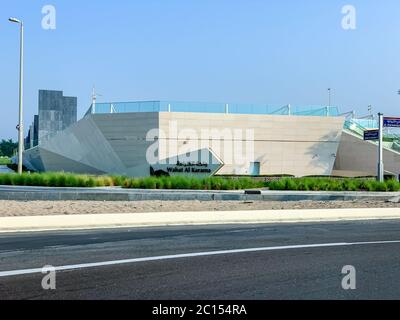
(37, 90, 77, 145)
(32, 115, 39, 147)
(25, 90, 77, 150)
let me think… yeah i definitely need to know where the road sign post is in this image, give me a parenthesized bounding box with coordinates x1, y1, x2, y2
(378, 115, 400, 182)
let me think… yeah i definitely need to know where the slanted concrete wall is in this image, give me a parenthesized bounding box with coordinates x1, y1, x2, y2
(24, 112, 159, 177)
(334, 130, 400, 177)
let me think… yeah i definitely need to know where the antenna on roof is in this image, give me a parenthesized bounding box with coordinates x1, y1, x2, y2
(91, 86, 103, 114)
(368, 105, 373, 117)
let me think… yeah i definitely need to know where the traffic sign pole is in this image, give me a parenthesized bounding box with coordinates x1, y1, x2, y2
(378, 113, 384, 182)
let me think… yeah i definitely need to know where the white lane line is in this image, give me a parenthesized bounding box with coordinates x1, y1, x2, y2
(1, 240, 400, 278)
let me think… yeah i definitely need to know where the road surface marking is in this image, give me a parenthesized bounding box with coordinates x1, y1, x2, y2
(1, 240, 400, 278)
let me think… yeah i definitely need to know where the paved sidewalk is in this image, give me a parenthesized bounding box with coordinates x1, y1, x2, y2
(1, 208, 400, 233)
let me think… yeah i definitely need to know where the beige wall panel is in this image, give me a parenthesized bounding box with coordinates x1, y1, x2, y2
(159, 113, 344, 177)
(334, 131, 400, 177)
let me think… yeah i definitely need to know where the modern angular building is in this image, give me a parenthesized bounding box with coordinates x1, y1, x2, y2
(25, 90, 77, 150)
(20, 100, 400, 179)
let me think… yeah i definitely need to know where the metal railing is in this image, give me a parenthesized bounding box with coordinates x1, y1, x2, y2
(86, 101, 340, 117)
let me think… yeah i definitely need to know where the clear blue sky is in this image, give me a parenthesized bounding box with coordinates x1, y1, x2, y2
(1, 0, 400, 139)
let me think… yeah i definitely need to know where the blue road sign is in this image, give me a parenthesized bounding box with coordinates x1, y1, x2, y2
(364, 129, 379, 141)
(384, 117, 400, 128)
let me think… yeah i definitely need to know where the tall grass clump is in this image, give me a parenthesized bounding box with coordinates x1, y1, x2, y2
(0, 171, 267, 190)
(0, 172, 123, 188)
(2, 172, 397, 192)
(267, 177, 400, 192)
(0, 173, 13, 186)
(386, 179, 400, 192)
(121, 176, 265, 190)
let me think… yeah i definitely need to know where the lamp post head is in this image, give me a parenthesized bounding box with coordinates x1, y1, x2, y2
(8, 17, 22, 24)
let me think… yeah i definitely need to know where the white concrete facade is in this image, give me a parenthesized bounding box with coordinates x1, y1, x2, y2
(158, 112, 344, 177)
(23, 112, 347, 177)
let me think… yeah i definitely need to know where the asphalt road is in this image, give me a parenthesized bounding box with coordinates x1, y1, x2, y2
(1, 220, 400, 300)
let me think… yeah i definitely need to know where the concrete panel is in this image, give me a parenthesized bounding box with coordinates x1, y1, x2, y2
(334, 130, 400, 177)
(92, 113, 159, 170)
(159, 112, 344, 177)
(38, 148, 104, 174)
(38, 116, 126, 174)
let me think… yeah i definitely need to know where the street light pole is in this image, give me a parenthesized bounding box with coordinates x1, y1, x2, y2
(9, 17, 24, 175)
(378, 113, 384, 183)
(328, 88, 331, 107)
(327, 88, 332, 117)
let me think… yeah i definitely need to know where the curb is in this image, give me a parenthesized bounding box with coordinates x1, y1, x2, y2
(1, 186, 400, 202)
(1, 208, 400, 233)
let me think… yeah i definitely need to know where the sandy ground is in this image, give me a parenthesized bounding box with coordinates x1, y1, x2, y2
(0, 200, 399, 217)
